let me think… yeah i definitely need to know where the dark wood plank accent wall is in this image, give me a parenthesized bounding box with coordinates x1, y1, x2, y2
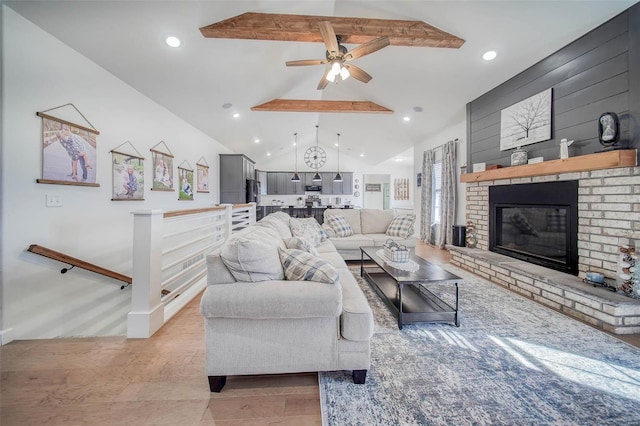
(466, 4, 639, 168)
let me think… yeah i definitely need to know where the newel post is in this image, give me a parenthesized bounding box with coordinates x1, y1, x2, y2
(128, 209, 165, 338)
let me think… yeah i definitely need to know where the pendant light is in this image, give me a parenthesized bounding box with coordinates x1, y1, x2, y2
(312, 125, 322, 182)
(291, 132, 301, 182)
(333, 133, 343, 182)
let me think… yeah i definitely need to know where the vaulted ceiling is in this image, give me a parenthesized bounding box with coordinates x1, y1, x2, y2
(5, 1, 638, 165)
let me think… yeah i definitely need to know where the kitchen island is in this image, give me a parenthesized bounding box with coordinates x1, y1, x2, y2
(256, 205, 355, 224)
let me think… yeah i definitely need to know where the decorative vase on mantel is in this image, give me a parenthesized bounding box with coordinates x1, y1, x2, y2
(511, 147, 528, 166)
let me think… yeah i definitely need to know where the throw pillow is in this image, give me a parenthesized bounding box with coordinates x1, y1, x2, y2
(386, 214, 416, 238)
(321, 223, 336, 238)
(324, 215, 354, 237)
(220, 238, 285, 282)
(256, 215, 292, 239)
(508, 211, 539, 236)
(278, 248, 339, 284)
(284, 236, 320, 256)
(289, 217, 327, 247)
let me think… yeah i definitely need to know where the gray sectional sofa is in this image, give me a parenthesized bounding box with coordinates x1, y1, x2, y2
(200, 211, 374, 392)
(322, 208, 416, 260)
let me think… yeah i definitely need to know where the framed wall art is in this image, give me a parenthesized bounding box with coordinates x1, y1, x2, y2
(178, 161, 194, 201)
(500, 88, 552, 151)
(111, 141, 144, 201)
(196, 157, 210, 193)
(151, 141, 174, 191)
(36, 104, 99, 187)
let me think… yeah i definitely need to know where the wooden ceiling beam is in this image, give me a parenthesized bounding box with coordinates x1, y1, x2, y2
(250, 99, 393, 114)
(200, 12, 464, 48)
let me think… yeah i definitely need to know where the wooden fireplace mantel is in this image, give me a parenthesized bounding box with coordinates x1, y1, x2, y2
(460, 149, 637, 183)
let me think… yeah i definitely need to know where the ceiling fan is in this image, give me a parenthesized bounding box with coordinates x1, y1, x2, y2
(285, 21, 390, 90)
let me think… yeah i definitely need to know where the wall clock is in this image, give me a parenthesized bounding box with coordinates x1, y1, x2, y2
(304, 146, 327, 168)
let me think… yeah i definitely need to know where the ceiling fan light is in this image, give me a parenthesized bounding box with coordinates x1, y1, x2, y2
(331, 61, 341, 74)
(333, 172, 343, 182)
(340, 66, 350, 80)
(326, 72, 336, 83)
(312, 172, 322, 182)
(291, 172, 301, 182)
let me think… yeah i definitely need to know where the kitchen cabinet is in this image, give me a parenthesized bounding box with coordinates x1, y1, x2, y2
(266, 172, 304, 195)
(219, 154, 255, 204)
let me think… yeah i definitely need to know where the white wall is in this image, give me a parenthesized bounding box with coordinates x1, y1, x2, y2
(413, 116, 467, 240)
(257, 149, 414, 209)
(1, 7, 232, 340)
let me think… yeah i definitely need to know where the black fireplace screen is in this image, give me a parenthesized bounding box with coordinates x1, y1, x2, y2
(489, 181, 578, 275)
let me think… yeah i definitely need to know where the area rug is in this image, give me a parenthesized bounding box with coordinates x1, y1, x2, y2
(319, 264, 640, 425)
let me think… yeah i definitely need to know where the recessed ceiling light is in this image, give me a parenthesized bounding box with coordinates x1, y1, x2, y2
(395, 158, 403, 162)
(403, 116, 411, 122)
(266, 152, 271, 156)
(254, 138, 260, 144)
(232, 113, 240, 119)
(166, 36, 181, 48)
(413, 106, 423, 113)
(360, 153, 365, 157)
(222, 103, 232, 109)
(483, 50, 497, 61)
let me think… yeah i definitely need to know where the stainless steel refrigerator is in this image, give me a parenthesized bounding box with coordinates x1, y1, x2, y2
(246, 179, 261, 204)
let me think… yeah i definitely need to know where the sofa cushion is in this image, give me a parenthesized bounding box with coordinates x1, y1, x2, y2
(290, 217, 327, 246)
(324, 215, 354, 237)
(279, 248, 339, 284)
(285, 236, 319, 256)
(324, 209, 362, 234)
(315, 239, 337, 254)
(360, 209, 395, 234)
(200, 280, 342, 319)
(256, 215, 293, 239)
(329, 234, 374, 251)
(368, 233, 417, 247)
(386, 214, 416, 238)
(220, 236, 285, 282)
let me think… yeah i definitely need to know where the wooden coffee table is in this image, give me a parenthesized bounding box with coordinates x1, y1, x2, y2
(360, 246, 462, 329)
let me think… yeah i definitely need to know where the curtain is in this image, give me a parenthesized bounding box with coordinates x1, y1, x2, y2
(437, 140, 457, 248)
(419, 150, 435, 243)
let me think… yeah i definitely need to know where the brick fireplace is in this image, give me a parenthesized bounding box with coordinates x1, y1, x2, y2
(449, 151, 640, 334)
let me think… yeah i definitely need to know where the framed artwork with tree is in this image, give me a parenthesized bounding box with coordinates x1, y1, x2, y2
(499, 88, 552, 151)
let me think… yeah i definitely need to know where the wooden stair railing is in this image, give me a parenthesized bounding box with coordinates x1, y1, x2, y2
(27, 244, 171, 296)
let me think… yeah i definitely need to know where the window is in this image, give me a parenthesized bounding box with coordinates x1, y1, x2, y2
(432, 162, 442, 224)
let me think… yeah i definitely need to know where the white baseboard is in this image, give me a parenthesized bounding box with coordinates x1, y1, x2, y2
(0, 328, 15, 345)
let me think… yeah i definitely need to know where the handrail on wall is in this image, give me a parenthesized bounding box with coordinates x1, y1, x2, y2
(26, 244, 132, 286)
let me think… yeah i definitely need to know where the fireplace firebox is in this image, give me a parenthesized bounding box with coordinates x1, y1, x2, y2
(489, 181, 578, 275)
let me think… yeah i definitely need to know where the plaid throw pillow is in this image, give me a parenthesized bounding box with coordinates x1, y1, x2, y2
(386, 214, 416, 238)
(278, 248, 339, 284)
(324, 215, 354, 238)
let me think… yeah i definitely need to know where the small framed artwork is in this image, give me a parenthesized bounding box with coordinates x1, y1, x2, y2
(178, 161, 194, 201)
(417, 173, 422, 187)
(37, 104, 100, 187)
(151, 141, 174, 191)
(111, 141, 144, 201)
(196, 157, 210, 193)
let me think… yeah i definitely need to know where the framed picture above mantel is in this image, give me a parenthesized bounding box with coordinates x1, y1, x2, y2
(499, 88, 552, 151)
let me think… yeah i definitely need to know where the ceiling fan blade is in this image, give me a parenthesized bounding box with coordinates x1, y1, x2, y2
(344, 64, 372, 83)
(344, 36, 390, 61)
(286, 59, 327, 67)
(318, 21, 339, 55)
(317, 68, 330, 90)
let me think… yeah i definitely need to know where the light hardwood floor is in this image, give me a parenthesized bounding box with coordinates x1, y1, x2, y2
(2, 242, 638, 425)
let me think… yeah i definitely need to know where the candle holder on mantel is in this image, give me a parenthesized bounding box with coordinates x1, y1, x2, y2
(510, 147, 528, 166)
